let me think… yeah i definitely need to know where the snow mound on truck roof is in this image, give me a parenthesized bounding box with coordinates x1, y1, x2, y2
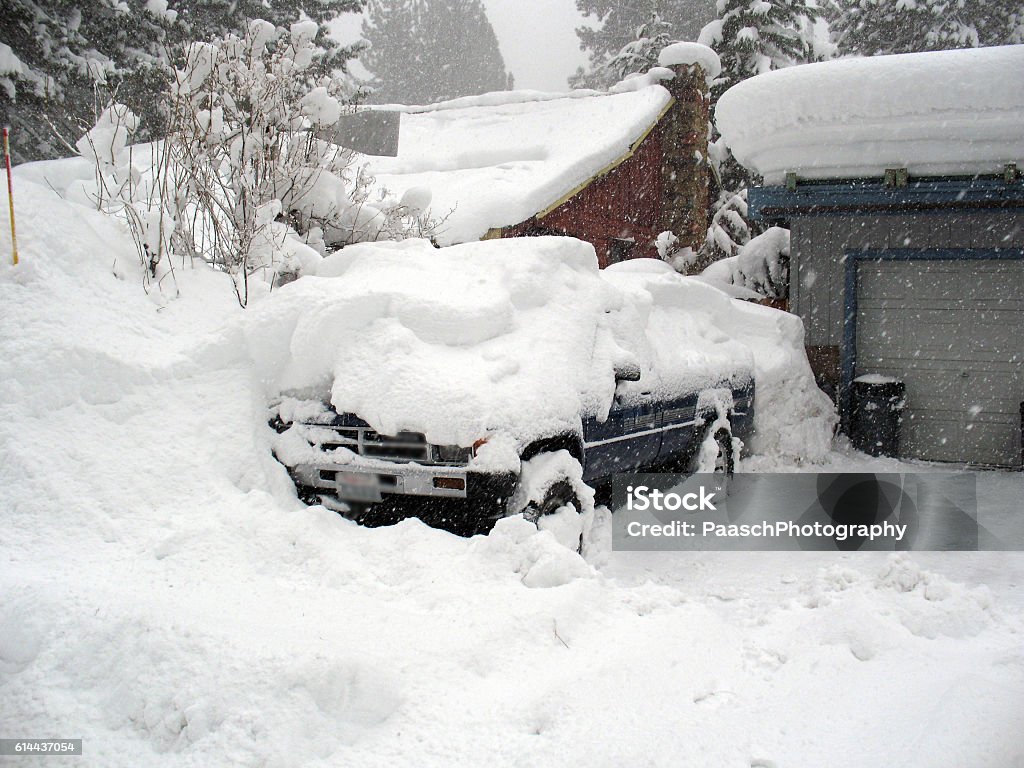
(249, 240, 834, 461)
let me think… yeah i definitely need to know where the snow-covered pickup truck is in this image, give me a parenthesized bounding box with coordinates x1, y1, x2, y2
(262, 236, 821, 533)
(273, 376, 753, 525)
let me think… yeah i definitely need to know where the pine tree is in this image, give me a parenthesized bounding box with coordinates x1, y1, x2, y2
(699, 0, 827, 100)
(0, 0, 365, 163)
(577, 12, 673, 87)
(572, 0, 714, 88)
(701, 188, 749, 261)
(449, 0, 511, 99)
(360, 0, 421, 103)
(360, 0, 510, 104)
(0, 0, 174, 162)
(694, 0, 827, 283)
(828, 0, 1021, 56)
(171, 0, 365, 73)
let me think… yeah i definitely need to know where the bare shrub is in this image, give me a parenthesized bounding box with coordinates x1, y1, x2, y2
(77, 19, 443, 306)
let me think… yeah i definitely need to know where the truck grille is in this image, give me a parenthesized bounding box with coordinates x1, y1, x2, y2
(309, 425, 432, 463)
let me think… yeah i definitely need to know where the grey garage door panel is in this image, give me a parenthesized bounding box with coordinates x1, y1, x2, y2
(859, 262, 1023, 302)
(903, 415, 1018, 466)
(858, 332, 1024, 366)
(972, 322, 1024, 360)
(860, 298, 1024, 313)
(855, 258, 1024, 467)
(901, 414, 965, 463)
(857, 318, 970, 360)
(963, 422, 1021, 466)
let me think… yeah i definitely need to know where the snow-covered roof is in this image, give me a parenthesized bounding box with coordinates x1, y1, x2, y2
(715, 46, 1024, 185)
(361, 79, 674, 245)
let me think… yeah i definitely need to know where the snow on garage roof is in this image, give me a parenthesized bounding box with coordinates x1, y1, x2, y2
(360, 79, 674, 245)
(715, 45, 1024, 185)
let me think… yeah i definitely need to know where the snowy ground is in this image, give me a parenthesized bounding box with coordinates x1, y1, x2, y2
(2, 175, 1023, 767)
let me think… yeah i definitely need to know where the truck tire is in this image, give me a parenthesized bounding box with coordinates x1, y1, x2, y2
(690, 424, 736, 477)
(295, 484, 325, 506)
(523, 478, 581, 524)
(711, 427, 735, 477)
(512, 450, 592, 551)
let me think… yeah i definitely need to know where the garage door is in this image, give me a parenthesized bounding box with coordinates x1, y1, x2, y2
(855, 257, 1024, 467)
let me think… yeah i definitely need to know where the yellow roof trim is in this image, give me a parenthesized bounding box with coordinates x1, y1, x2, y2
(535, 96, 675, 221)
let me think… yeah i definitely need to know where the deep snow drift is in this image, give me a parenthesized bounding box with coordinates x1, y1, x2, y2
(2, 167, 1022, 768)
(715, 45, 1024, 184)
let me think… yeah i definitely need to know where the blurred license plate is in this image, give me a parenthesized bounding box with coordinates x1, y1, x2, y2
(337, 472, 382, 502)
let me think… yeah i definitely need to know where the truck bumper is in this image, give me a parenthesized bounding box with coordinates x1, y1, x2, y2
(291, 461, 516, 512)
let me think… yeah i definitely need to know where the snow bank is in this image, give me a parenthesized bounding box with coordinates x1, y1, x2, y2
(474, 515, 595, 588)
(363, 84, 671, 244)
(801, 556, 996, 659)
(0, 175, 611, 763)
(2, 164, 1022, 768)
(715, 45, 1024, 184)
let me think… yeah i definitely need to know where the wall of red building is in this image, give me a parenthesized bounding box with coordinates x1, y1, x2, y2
(502, 124, 666, 269)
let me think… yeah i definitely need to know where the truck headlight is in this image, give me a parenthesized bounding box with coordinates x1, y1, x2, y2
(434, 444, 471, 464)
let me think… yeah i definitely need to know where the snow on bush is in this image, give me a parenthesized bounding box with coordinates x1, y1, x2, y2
(69, 18, 442, 306)
(654, 229, 700, 273)
(735, 227, 789, 298)
(75, 103, 140, 176)
(253, 236, 834, 466)
(68, 105, 185, 288)
(0, 41, 25, 79)
(702, 226, 790, 300)
(700, 188, 750, 266)
(163, 20, 389, 304)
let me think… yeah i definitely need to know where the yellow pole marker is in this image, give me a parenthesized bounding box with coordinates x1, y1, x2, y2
(3, 127, 18, 266)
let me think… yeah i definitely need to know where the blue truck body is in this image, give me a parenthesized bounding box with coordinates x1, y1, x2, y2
(276, 377, 755, 525)
(580, 380, 754, 481)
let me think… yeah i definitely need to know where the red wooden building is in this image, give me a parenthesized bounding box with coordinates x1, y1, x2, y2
(367, 61, 713, 268)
